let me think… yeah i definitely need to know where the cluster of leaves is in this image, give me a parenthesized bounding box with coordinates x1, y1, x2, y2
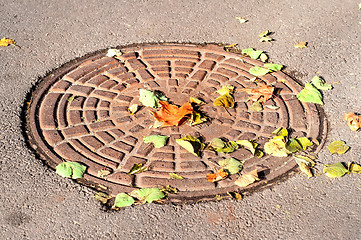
(241, 48, 268, 62)
(112, 187, 166, 208)
(259, 30, 273, 42)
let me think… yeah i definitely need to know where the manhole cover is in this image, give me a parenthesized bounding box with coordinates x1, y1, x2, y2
(26, 43, 326, 203)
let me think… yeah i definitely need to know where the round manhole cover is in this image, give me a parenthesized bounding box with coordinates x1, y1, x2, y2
(26, 43, 326, 203)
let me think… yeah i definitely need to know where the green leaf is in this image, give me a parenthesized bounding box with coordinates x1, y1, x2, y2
(213, 93, 235, 108)
(249, 50, 263, 60)
(285, 139, 303, 153)
(143, 135, 169, 148)
(296, 83, 324, 105)
(311, 76, 332, 90)
(296, 137, 313, 150)
(219, 158, 244, 174)
(249, 66, 270, 76)
(139, 89, 167, 108)
(209, 138, 238, 153)
(272, 127, 288, 137)
(114, 193, 135, 208)
(67, 96, 74, 102)
(328, 140, 350, 155)
(94, 192, 112, 204)
(249, 101, 263, 112)
(176, 135, 204, 156)
(127, 163, 148, 175)
(241, 48, 254, 55)
(130, 188, 165, 203)
(264, 63, 283, 72)
(169, 173, 184, 179)
(236, 140, 257, 155)
(323, 162, 349, 178)
(260, 53, 268, 62)
(56, 162, 86, 179)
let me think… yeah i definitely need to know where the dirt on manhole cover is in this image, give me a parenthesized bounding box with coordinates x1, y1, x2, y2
(26, 43, 327, 203)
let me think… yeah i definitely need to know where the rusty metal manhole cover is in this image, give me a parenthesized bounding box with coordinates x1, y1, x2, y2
(26, 43, 326, 203)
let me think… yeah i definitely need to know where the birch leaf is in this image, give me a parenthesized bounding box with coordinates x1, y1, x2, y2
(130, 188, 165, 203)
(323, 162, 349, 178)
(236, 140, 257, 155)
(259, 30, 269, 37)
(219, 158, 244, 174)
(236, 17, 248, 23)
(139, 89, 167, 108)
(264, 63, 283, 72)
(296, 137, 313, 150)
(176, 135, 204, 156)
(297, 83, 324, 105)
(249, 66, 270, 76)
(56, 162, 86, 179)
(213, 93, 235, 108)
(328, 140, 350, 155)
(298, 162, 313, 178)
(311, 76, 332, 90)
(143, 135, 169, 148)
(113, 193, 135, 208)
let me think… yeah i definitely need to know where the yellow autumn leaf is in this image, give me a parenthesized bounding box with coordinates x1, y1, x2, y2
(234, 169, 260, 187)
(298, 162, 313, 178)
(294, 41, 307, 48)
(0, 37, 16, 47)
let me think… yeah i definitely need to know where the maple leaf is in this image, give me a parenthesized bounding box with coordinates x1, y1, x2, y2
(344, 112, 361, 131)
(206, 169, 228, 182)
(242, 85, 275, 103)
(150, 101, 193, 127)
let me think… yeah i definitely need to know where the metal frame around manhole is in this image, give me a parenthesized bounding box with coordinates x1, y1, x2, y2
(24, 43, 327, 203)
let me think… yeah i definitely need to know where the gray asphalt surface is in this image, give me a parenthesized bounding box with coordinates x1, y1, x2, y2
(1, 0, 360, 239)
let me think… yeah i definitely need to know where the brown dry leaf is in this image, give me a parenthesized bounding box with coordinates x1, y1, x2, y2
(151, 101, 193, 127)
(344, 112, 361, 131)
(206, 169, 229, 182)
(241, 85, 275, 103)
(234, 169, 260, 187)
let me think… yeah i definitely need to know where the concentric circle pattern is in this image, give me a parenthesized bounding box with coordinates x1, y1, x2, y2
(27, 43, 326, 202)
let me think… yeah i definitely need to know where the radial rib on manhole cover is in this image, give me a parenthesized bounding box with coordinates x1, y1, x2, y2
(26, 43, 327, 203)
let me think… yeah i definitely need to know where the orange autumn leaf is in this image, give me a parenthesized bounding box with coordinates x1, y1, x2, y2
(242, 85, 275, 103)
(206, 169, 229, 182)
(344, 112, 361, 131)
(151, 101, 193, 127)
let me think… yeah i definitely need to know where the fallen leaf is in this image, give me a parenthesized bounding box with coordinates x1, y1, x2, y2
(213, 93, 235, 108)
(236, 140, 257, 155)
(241, 48, 263, 60)
(139, 89, 167, 108)
(264, 63, 283, 72)
(234, 169, 260, 187)
(56, 162, 86, 179)
(323, 162, 349, 178)
(272, 127, 288, 137)
(259, 30, 269, 37)
(264, 141, 289, 157)
(151, 101, 193, 127)
(265, 105, 279, 110)
(106, 48, 122, 58)
(128, 104, 139, 115)
(328, 140, 350, 155)
(0, 37, 15, 47)
(176, 135, 205, 156)
(296, 137, 313, 150)
(219, 158, 244, 174)
(294, 41, 307, 48)
(260, 53, 268, 62)
(224, 43, 238, 48)
(94, 192, 112, 204)
(297, 83, 324, 105)
(249, 101, 263, 112)
(169, 173, 184, 179)
(162, 185, 178, 194)
(242, 85, 275, 103)
(206, 169, 229, 182)
(294, 155, 316, 168)
(216, 85, 234, 95)
(344, 112, 361, 131)
(113, 193, 135, 208)
(189, 111, 207, 126)
(260, 36, 273, 42)
(236, 17, 248, 23)
(298, 162, 313, 178)
(285, 138, 303, 153)
(227, 191, 243, 200)
(143, 135, 169, 148)
(190, 97, 206, 105)
(127, 163, 148, 175)
(209, 138, 239, 153)
(255, 149, 264, 158)
(348, 162, 361, 174)
(97, 169, 111, 178)
(249, 66, 270, 76)
(359, 3, 361, 9)
(311, 76, 332, 90)
(67, 96, 74, 102)
(130, 187, 165, 203)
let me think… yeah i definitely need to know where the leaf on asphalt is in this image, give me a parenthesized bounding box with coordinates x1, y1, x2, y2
(113, 193, 135, 208)
(348, 162, 361, 174)
(234, 169, 260, 187)
(139, 89, 167, 108)
(219, 158, 244, 174)
(190, 97, 206, 105)
(176, 135, 205, 156)
(130, 188, 165, 203)
(298, 162, 313, 178)
(264, 63, 283, 72)
(323, 162, 349, 178)
(151, 101, 193, 127)
(227, 191, 243, 200)
(97, 169, 111, 178)
(265, 105, 279, 110)
(169, 173, 184, 179)
(236, 140, 257, 155)
(260, 36, 273, 42)
(127, 163, 148, 175)
(56, 162, 87, 179)
(285, 138, 303, 153)
(143, 135, 169, 148)
(236, 17, 248, 23)
(328, 140, 350, 155)
(260, 53, 268, 62)
(249, 66, 270, 76)
(344, 112, 361, 131)
(259, 30, 269, 37)
(0, 37, 16, 47)
(209, 138, 239, 153)
(311, 75, 332, 90)
(206, 169, 229, 182)
(241, 48, 263, 60)
(128, 104, 139, 115)
(296, 83, 324, 105)
(296, 137, 313, 150)
(242, 85, 275, 103)
(249, 101, 263, 112)
(94, 192, 112, 204)
(189, 111, 207, 126)
(106, 48, 122, 58)
(294, 41, 307, 48)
